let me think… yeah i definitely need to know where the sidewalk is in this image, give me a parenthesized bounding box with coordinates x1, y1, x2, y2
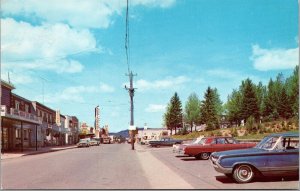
(1, 145, 77, 160)
(134, 143, 194, 189)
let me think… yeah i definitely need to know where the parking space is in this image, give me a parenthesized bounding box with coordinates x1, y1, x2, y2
(140, 145, 299, 189)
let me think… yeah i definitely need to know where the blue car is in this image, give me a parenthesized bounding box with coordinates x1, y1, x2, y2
(210, 132, 299, 183)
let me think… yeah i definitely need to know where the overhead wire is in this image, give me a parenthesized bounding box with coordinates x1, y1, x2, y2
(125, 0, 130, 73)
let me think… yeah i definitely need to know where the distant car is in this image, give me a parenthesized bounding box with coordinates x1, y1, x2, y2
(77, 139, 90, 148)
(210, 133, 299, 183)
(173, 136, 205, 153)
(149, 137, 183, 147)
(89, 138, 100, 146)
(183, 137, 256, 160)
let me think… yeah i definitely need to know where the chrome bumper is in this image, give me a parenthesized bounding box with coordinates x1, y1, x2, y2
(210, 157, 232, 174)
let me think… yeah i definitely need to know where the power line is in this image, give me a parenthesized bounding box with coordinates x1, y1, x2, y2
(125, 0, 130, 73)
(125, 0, 137, 150)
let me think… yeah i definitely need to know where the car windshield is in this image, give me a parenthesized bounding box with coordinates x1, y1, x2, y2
(255, 136, 279, 150)
(197, 138, 207, 144)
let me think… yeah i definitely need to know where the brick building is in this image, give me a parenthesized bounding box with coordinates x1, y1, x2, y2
(1, 80, 42, 152)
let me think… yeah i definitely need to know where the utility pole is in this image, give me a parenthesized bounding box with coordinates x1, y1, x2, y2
(125, 71, 137, 150)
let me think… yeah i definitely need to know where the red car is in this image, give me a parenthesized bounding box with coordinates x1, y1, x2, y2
(183, 136, 256, 160)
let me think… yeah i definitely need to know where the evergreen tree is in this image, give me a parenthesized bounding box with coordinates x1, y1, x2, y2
(225, 89, 242, 125)
(240, 79, 259, 122)
(255, 81, 266, 120)
(166, 92, 183, 134)
(200, 87, 219, 131)
(278, 86, 293, 119)
(212, 88, 224, 116)
(263, 79, 277, 119)
(286, 65, 299, 117)
(163, 103, 173, 134)
(184, 93, 201, 132)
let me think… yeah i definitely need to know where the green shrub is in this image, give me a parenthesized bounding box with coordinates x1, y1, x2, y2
(231, 128, 238, 137)
(216, 131, 222, 136)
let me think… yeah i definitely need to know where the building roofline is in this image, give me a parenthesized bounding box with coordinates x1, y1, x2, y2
(1, 80, 15, 90)
(11, 93, 32, 103)
(32, 101, 55, 113)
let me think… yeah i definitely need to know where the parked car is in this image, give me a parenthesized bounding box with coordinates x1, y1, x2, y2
(89, 138, 100, 146)
(183, 136, 256, 160)
(149, 137, 183, 147)
(173, 136, 205, 153)
(210, 132, 299, 183)
(77, 139, 90, 148)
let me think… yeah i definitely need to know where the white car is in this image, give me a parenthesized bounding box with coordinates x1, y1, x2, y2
(172, 136, 205, 153)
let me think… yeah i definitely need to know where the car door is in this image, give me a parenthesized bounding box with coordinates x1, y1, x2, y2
(266, 137, 299, 175)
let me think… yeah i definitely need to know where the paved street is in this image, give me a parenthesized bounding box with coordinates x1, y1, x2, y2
(1, 144, 299, 189)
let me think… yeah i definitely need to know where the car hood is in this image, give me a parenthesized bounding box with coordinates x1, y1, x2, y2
(212, 148, 265, 158)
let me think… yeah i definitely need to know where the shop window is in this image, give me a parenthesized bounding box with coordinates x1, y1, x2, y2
(16, 129, 21, 138)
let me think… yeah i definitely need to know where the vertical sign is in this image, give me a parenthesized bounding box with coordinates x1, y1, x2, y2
(95, 106, 100, 130)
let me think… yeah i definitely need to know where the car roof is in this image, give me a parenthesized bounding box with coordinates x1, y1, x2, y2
(268, 132, 299, 137)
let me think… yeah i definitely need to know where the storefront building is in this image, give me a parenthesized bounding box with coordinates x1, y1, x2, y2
(1, 81, 42, 152)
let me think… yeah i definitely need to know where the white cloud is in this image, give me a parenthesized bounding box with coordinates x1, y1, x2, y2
(250, 44, 299, 71)
(130, 76, 190, 91)
(2, 0, 175, 29)
(1, 18, 96, 66)
(145, 104, 166, 113)
(36, 83, 114, 104)
(1, 18, 100, 77)
(100, 83, 115, 93)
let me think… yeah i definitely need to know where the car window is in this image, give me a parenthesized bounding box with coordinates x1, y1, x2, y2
(206, 138, 216, 144)
(257, 136, 279, 150)
(281, 137, 299, 150)
(198, 138, 207, 144)
(225, 138, 236, 144)
(217, 138, 226, 144)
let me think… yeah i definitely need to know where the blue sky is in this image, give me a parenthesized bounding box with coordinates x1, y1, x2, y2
(1, 0, 298, 132)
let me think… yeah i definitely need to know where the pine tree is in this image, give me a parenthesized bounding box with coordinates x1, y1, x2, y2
(241, 79, 259, 122)
(184, 93, 201, 132)
(212, 88, 224, 116)
(200, 87, 219, 131)
(168, 92, 183, 134)
(225, 89, 242, 126)
(163, 103, 173, 134)
(286, 65, 299, 117)
(255, 81, 266, 120)
(278, 86, 293, 119)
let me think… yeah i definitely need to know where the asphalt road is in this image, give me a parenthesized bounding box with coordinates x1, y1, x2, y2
(1, 144, 150, 189)
(1, 143, 299, 189)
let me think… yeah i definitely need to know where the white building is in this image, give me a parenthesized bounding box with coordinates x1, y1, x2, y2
(137, 126, 170, 144)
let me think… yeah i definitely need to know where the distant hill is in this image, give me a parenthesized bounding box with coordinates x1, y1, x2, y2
(110, 127, 144, 138)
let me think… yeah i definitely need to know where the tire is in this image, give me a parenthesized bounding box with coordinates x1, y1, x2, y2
(233, 164, 255, 183)
(200, 152, 210, 160)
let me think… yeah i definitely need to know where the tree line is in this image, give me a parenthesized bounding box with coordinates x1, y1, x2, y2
(163, 66, 298, 134)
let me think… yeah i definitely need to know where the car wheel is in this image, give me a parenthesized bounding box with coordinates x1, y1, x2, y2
(233, 164, 255, 183)
(200, 152, 210, 160)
